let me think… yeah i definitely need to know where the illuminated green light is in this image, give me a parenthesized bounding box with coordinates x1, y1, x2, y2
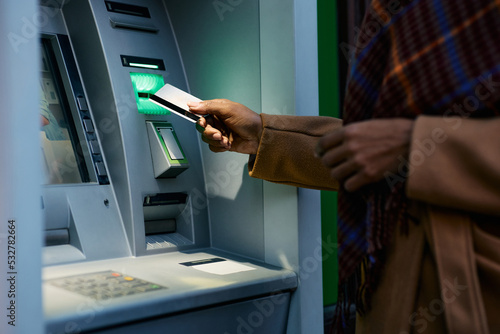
(129, 62, 159, 69)
(130, 72, 167, 114)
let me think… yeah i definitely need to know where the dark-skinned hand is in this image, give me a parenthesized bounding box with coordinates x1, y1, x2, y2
(316, 118, 414, 192)
(188, 99, 262, 154)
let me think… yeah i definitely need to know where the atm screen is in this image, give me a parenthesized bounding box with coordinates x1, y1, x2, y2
(39, 36, 94, 185)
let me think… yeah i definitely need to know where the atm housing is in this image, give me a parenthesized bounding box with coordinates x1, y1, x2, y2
(41, 1, 298, 333)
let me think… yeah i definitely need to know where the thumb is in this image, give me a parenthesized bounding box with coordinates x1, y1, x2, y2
(187, 99, 232, 119)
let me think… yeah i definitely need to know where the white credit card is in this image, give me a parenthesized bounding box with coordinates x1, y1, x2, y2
(149, 84, 206, 123)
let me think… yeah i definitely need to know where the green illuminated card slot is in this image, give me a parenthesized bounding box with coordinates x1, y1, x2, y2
(130, 72, 167, 114)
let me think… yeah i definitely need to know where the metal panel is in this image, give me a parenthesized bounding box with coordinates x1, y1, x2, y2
(63, 0, 211, 256)
(39, 1, 301, 333)
(44, 250, 297, 333)
(92, 294, 291, 334)
(0, 1, 43, 333)
(166, 0, 266, 261)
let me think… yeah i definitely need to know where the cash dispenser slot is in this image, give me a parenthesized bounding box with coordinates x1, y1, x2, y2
(143, 193, 193, 250)
(45, 229, 70, 246)
(143, 193, 187, 235)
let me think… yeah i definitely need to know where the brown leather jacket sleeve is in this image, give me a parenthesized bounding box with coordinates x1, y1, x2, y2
(248, 113, 342, 191)
(407, 116, 500, 216)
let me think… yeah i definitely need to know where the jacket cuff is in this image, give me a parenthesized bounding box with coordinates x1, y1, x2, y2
(248, 113, 340, 190)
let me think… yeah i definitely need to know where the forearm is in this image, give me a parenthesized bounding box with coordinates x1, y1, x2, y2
(248, 113, 342, 191)
(406, 116, 500, 216)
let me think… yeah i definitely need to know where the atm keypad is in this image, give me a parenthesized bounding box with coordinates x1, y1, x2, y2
(47, 270, 166, 300)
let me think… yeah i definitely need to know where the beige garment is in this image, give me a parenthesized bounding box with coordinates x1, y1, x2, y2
(355, 205, 498, 334)
(248, 113, 342, 191)
(249, 113, 500, 333)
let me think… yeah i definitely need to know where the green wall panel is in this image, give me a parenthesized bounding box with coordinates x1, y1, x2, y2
(318, 0, 340, 306)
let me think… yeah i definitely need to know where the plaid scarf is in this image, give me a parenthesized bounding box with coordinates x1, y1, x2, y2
(337, 0, 500, 326)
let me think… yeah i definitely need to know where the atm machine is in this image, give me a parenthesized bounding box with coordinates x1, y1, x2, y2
(37, 0, 310, 333)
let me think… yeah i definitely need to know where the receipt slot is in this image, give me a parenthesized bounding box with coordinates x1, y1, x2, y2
(146, 121, 189, 178)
